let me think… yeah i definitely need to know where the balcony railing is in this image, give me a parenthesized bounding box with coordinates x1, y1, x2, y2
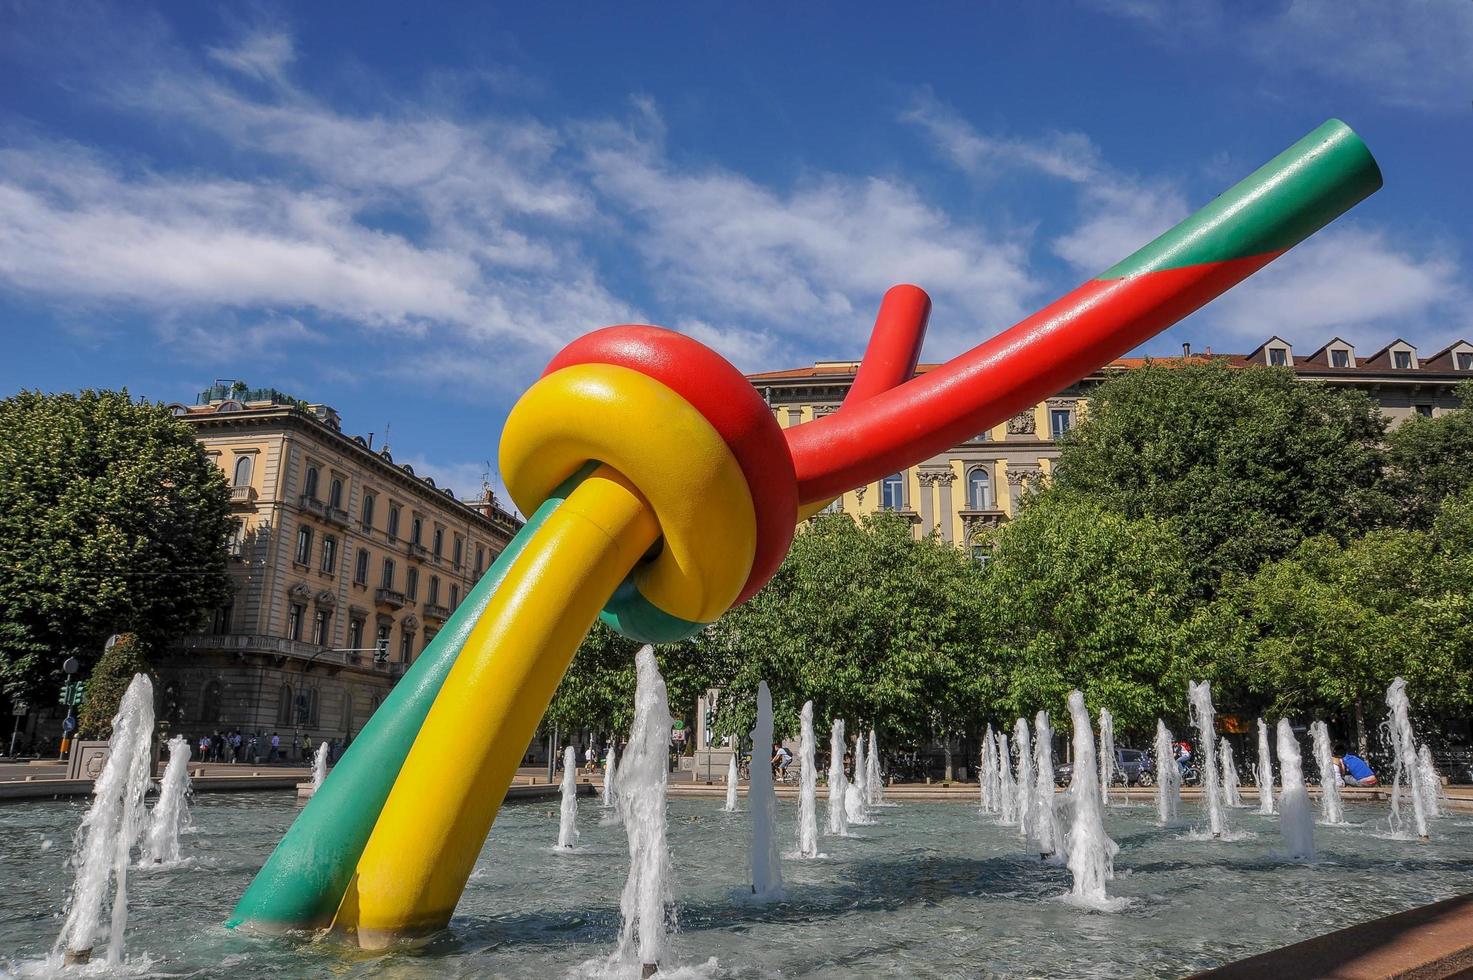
(326, 506, 352, 527)
(299, 495, 328, 518)
(374, 588, 406, 609)
(406, 542, 429, 561)
(423, 603, 451, 623)
(229, 485, 258, 507)
(176, 633, 401, 674)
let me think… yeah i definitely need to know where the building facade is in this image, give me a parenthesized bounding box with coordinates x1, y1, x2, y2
(154, 383, 521, 751)
(749, 336, 1473, 558)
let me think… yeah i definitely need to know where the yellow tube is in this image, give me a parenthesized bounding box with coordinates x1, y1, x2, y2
(332, 465, 660, 948)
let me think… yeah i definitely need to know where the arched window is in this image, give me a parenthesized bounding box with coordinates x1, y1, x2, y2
(428, 575, 440, 605)
(201, 680, 222, 723)
(411, 516, 423, 545)
(362, 492, 376, 529)
(277, 683, 294, 726)
(304, 465, 320, 501)
(232, 455, 253, 487)
(406, 567, 419, 601)
(881, 473, 905, 510)
(967, 466, 993, 511)
(304, 688, 320, 726)
(329, 478, 343, 509)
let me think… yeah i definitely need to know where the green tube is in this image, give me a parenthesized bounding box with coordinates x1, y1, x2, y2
(227, 462, 600, 932)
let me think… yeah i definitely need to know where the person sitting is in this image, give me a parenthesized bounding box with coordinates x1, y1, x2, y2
(1334, 742, 1378, 787)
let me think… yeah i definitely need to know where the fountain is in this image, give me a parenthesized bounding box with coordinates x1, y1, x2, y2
(1385, 677, 1430, 840)
(845, 730, 870, 824)
(1220, 738, 1243, 808)
(1033, 711, 1058, 856)
(1418, 744, 1444, 819)
(796, 701, 819, 858)
(1256, 718, 1275, 816)
(603, 742, 618, 810)
(1275, 719, 1315, 860)
(1187, 681, 1227, 837)
(997, 731, 1017, 825)
(979, 724, 997, 812)
(1064, 690, 1118, 906)
(724, 753, 739, 813)
(1098, 708, 1115, 806)
(141, 735, 192, 866)
(852, 730, 869, 804)
(747, 681, 782, 899)
(1153, 720, 1180, 827)
(1309, 721, 1344, 825)
(311, 742, 329, 791)
(54, 673, 155, 966)
(827, 718, 848, 837)
(1013, 718, 1035, 844)
(557, 746, 579, 850)
(866, 729, 883, 806)
(613, 647, 674, 977)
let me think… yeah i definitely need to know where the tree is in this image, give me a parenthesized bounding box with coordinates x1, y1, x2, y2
(0, 390, 233, 704)
(77, 633, 152, 739)
(704, 513, 992, 755)
(1386, 380, 1473, 529)
(1219, 513, 1473, 753)
(1051, 362, 1389, 596)
(971, 495, 1198, 736)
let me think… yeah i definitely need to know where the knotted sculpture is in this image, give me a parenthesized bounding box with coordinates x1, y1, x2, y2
(230, 119, 1382, 947)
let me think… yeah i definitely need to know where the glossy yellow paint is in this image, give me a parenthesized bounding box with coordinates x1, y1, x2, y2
(333, 466, 661, 947)
(499, 362, 756, 623)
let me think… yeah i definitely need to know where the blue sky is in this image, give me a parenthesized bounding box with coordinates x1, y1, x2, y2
(2, 2, 1470, 507)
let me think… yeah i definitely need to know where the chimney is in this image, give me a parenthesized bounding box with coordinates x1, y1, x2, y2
(1182, 342, 1192, 358)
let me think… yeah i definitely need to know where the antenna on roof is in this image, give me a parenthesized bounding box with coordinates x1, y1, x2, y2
(382, 422, 391, 455)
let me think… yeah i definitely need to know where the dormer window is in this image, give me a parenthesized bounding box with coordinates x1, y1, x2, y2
(1330, 349, 1350, 368)
(1459, 352, 1473, 371)
(1394, 350, 1413, 370)
(1268, 348, 1288, 366)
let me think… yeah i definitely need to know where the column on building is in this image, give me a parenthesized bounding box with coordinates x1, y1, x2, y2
(916, 470, 936, 535)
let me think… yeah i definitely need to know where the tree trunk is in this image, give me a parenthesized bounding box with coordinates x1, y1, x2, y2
(943, 737, 954, 781)
(1354, 698, 1368, 757)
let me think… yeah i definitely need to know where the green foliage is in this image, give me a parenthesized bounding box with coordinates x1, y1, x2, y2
(77, 633, 152, 739)
(1052, 362, 1389, 595)
(543, 624, 725, 746)
(1386, 381, 1473, 529)
(0, 390, 233, 704)
(700, 513, 991, 747)
(973, 495, 1198, 733)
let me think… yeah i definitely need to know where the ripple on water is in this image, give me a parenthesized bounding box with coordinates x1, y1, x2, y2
(3, 794, 1473, 978)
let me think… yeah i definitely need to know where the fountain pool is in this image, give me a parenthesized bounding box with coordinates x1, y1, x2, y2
(6, 794, 1473, 978)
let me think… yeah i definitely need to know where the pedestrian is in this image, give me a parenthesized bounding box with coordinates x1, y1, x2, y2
(585, 743, 596, 773)
(231, 730, 243, 763)
(199, 733, 211, 762)
(268, 732, 280, 763)
(1334, 742, 1379, 787)
(301, 733, 312, 761)
(248, 732, 259, 764)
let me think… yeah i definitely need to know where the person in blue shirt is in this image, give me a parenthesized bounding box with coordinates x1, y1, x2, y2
(1334, 742, 1378, 787)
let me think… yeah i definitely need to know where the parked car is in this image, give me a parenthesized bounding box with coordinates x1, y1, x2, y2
(1054, 747, 1151, 787)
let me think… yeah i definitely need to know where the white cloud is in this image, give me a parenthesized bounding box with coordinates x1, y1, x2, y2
(1051, 181, 1189, 275)
(1200, 225, 1471, 349)
(900, 93, 1102, 183)
(206, 30, 296, 84)
(584, 111, 1042, 359)
(1092, 0, 1473, 110)
(396, 455, 518, 517)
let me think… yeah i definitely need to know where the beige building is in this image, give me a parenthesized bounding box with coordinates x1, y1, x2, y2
(155, 383, 521, 752)
(749, 336, 1473, 559)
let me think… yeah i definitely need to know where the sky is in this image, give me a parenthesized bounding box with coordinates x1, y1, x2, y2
(1, 1, 1470, 506)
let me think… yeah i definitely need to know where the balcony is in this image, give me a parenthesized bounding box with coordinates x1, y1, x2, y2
(406, 541, 429, 561)
(374, 588, 406, 609)
(423, 603, 451, 623)
(298, 495, 328, 519)
(177, 633, 401, 675)
(959, 509, 1008, 533)
(229, 485, 258, 507)
(326, 506, 352, 527)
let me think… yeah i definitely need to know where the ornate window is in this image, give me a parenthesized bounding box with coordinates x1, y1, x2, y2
(329, 478, 343, 509)
(411, 516, 423, 545)
(406, 568, 419, 601)
(881, 473, 905, 510)
(387, 503, 401, 539)
(295, 526, 313, 565)
(232, 455, 253, 487)
(428, 576, 440, 605)
(381, 558, 396, 590)
(400, 629, 413, 663)
(304, 464, 320, 501)
(453, 536, 463, 567)
(354, 548, 370, 585)
(311, 609, 331, 646)
(362, 492, 376, 529)
(287, 603, 305, 641)
(1050, 409, 1073, 439)
(321, 535, 338, 574)
(449, 584, 460, 608)
(433, 527, 444, 557)
(348, 617, 364, 651)
(967, 467, 993, 511)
